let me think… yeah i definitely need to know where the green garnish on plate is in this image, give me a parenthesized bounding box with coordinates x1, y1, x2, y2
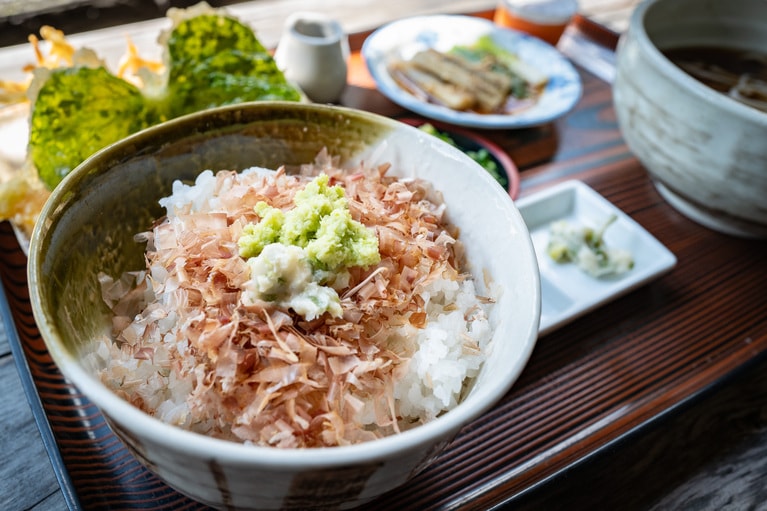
(418, 123, 509, 189)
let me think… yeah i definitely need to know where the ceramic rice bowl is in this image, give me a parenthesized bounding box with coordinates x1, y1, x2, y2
(28, 102, 540, 510)
(613, 0, 767, 238)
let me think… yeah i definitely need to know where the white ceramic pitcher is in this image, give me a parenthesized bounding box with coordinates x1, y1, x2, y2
(274, 12, 349, 104)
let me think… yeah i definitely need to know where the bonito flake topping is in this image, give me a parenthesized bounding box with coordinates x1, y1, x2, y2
(92, 153, 494, 448)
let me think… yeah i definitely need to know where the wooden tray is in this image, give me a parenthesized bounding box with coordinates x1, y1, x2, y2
(2, 13, 767, 511)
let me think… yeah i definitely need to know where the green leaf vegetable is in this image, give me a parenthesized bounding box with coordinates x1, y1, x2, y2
(30, 9, 301, 190)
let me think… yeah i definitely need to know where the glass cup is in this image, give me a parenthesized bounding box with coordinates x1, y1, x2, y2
(494, 0, 579, 46)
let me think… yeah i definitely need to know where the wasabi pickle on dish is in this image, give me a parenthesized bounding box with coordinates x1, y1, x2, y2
(546, 215, 634, 278)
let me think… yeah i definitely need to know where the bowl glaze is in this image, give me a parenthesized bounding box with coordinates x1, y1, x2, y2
(613, 0, 767, 238)
(28, 102, 540, 510)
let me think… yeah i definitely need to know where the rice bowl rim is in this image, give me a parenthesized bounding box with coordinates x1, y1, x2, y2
(28, 101, 540, 469)
(54, 348, 534, 468)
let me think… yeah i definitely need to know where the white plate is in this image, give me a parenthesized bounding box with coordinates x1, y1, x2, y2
(516, 180, 677, 336)
(361, 14, 583, 129)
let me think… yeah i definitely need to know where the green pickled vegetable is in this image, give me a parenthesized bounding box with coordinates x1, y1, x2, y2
(418, 123, 508, 189)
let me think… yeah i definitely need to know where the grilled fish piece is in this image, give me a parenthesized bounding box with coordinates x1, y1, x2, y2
(390, 60, 475, 110)
(409, 49, 512, 111)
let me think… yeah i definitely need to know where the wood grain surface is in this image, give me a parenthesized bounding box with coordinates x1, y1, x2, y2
(2, 1, 767, 510)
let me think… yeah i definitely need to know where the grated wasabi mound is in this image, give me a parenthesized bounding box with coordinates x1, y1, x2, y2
(238, 173, 381, 271)
(238, 173, 380, 320)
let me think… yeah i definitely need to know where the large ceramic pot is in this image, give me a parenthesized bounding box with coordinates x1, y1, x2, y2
(613, 0, 767, 238)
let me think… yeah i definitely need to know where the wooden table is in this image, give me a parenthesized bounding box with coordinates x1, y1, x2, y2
(2, 1, 767, 510)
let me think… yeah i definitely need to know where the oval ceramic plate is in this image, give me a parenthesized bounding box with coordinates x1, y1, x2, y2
(362, 15, 583, 129)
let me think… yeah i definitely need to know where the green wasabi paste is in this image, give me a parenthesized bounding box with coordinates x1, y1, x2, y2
(238, 173, 380, 320)
(238, 173, 380, 271)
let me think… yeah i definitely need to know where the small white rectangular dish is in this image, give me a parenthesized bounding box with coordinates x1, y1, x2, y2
(516, 180, 677, 336)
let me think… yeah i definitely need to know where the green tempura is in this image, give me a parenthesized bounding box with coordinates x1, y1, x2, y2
(30, 67, 155, 189)
(164, 14, 299, 117)
(29, 9, 301, 190)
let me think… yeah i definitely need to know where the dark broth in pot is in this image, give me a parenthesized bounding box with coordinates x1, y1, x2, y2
(663, 46, 767, 113)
